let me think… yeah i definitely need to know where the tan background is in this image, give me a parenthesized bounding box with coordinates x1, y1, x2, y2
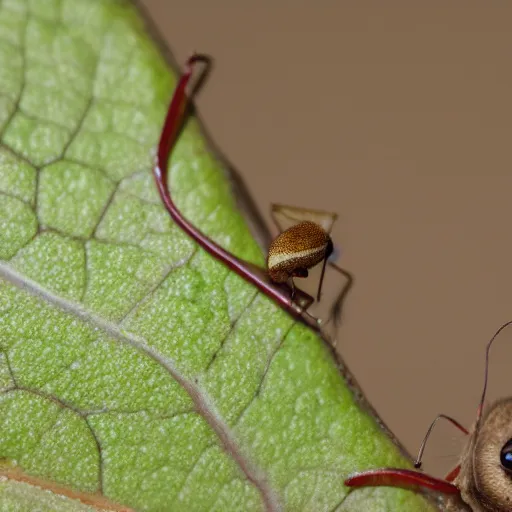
(139, 0, 512, 477)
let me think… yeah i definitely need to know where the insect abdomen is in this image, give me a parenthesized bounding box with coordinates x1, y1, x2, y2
(267, 221, 330, 283)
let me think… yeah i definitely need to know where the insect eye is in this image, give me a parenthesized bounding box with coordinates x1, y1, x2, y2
(500, 439, 512, 471)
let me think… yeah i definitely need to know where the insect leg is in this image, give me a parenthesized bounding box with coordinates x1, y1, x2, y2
(288, 278, 296, 301)
(444, 465, 461, 483)
(321, 263, 354, 327)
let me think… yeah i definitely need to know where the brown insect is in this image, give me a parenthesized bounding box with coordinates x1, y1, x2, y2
(267, 204, 347, 303)
(345, 320, 512, 512)
(153, 54, 353, 329)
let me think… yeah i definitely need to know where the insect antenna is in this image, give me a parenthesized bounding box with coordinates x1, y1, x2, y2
(413, 414, 469, 470)
(475, 319, 512, 428)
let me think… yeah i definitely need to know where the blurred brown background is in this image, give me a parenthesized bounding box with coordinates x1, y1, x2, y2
(140, 1, 512, 477)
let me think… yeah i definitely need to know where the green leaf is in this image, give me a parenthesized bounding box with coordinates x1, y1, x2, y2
(0, 1, 439, 511)
(1, 478, 104, 512)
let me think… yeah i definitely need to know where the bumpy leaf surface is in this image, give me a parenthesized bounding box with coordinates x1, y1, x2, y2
(0, 1, 438, 510)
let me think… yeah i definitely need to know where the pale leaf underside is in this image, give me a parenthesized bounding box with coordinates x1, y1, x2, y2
(0, 1, 438, 511)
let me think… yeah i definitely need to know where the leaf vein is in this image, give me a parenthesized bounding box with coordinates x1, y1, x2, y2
(0, 262, 281, 511)
(232, 321, 297, 429)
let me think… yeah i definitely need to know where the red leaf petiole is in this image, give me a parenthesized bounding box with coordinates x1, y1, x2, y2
(153, 54, 320, 328)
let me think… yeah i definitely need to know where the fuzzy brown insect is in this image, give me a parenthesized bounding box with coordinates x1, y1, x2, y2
(268, 221, 331, 283)
(266, 204, 339, 305)
(345, 320, 512, 512)
(452, 397, 512, 511)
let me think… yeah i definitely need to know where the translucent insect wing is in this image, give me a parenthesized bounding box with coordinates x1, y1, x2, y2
(271, 203, 338, 234)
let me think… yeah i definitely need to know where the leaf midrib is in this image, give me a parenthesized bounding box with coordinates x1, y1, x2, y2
(0, 261, 281, 511)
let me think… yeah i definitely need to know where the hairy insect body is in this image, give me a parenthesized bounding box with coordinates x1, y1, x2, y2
(267, 221, 331, 283)
(344, 320, 512, 512)
(451, 398, 512, 512)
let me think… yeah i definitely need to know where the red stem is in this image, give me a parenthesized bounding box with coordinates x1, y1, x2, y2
(153, 54, 315, 324)
(344, 468, 460, 496)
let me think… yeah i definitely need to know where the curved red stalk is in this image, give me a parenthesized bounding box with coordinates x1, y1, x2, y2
(153, 55, 316, 325)
(344, 468, 460, 496)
